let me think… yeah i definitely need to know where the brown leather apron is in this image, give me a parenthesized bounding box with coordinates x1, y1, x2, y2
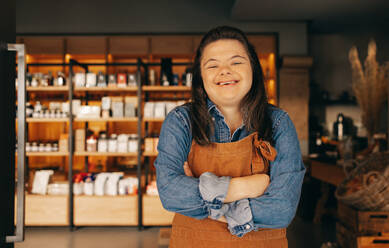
(169, 132, 288, 247)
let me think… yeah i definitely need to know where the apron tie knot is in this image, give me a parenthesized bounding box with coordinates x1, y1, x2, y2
(253, 133, 277, 162)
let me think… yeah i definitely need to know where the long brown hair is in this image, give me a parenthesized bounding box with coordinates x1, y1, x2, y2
(188, 26, 273, 145)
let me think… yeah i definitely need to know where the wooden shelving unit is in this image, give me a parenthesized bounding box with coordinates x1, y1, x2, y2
(22, 194, 69, 226)
(143, 151, 158, 157)
(142, 86, 191, 92)
(74, 86, 138, 92)
(142, 195, 174, 226)
(74, 151, 138, 157)
(26, 86, 69, 92)
(22, 152, 69, 157)
(143, 117, 165, 122)
(74, 195, 138, 226)
(18, 34, 278, 228)
(74, 117, 138, 122)
(26, 118, 69, 123)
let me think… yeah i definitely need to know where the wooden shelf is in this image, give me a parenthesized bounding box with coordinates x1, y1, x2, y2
(74, 117, 138, 122)
(143, 195, 174, 226)
(74, 195, 137, 226)
(26, 86, 69, 92)
(143, 151, 158, 157)
(143, 117, 165, 122)
(74, 86, 138, 92)
(19, 194, 69, 226)
(21, 152, 69, 157)
(74, 151, 138, 157)
(142, 86, 191, 92)
(26, 118, 69, 123)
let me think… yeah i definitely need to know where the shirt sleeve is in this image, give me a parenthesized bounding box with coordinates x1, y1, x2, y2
(249, 111, 306, 229)
(154, 107, 229, 219)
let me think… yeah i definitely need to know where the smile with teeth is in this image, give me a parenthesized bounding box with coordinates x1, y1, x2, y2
(216, 80, 238, 86)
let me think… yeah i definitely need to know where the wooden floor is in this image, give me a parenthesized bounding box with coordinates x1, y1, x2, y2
(16, 216, 336, 248)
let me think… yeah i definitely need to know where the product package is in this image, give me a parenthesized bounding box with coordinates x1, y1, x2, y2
(86, 72, 97, 87)
(154, 102, 166, 118)
(105, 172, 124, 196)
(117, 134, 128, 153)
(143, 102, 155, 118)
(94, 173, 110, 196)
(31, 170, 54, 195)
(118, 177, 138, 195)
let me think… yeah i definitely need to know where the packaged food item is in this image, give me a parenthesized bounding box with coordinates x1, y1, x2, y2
(108, 74, 116, 87)
(47, 182, 68, 195)
(146, 181, 158, 196)
(83, 173, 95, 195)
(154, 102, 166, 118)
(117, 73, 127, 88)
(101, 97, 111, 111)
(86, 134, 97, 152)
(105, 172, 124, 196)
(57, 71, 66, 86)
(128, 134, 138, 153)
(94, 173, 110, 196)
(59, 134, 68, 152)
(98, 133, 108, 152)
(86, 72, 97, 87)
(143, 102, 154, 118)
(74, 73, 86, 87)
(124, 102, 135, 117)
(128, 74, 137, 86)
(77, 106, 101, 118)
(112, 102, 124, 118)
(165, 102, 177, 115)
(118, 177, 138, 195)
(117, 134, 128, 153)
(75, 129, 85, 152)
(97, 71, 107, 87)
(144, 138, 154, 152)
(108, 134, 118, 152)
(149, 69, 156, 85)
(31, 170, 54, 195)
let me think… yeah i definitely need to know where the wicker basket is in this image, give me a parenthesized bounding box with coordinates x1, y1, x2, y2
(335, 151, 389, 211)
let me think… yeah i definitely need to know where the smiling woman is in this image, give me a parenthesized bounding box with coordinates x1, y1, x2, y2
(154, 26, 305, 247)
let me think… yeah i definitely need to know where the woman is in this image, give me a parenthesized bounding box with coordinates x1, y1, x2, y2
(154, 26, 305, 247)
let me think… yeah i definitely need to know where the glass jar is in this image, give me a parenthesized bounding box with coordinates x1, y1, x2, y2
(108, 134, 117, 152)
(86, 135, 97, 152)
(98, 133, 108, 153)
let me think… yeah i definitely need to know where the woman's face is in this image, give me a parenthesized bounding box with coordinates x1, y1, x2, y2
(200, 39, 253, 108)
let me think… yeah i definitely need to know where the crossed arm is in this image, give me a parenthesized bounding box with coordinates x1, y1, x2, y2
(183, 161, 270, 223)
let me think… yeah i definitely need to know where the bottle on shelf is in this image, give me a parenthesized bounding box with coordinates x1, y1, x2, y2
(97, 71, 107, 87)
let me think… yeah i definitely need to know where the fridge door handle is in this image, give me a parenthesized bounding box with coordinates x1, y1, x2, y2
(6, 43, 26, 243)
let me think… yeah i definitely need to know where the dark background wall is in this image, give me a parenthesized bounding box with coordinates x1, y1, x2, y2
(16, 0, 308, 56)
(310, 30, 389, 100)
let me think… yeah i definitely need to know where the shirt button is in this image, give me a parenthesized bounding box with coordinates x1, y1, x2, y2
(245, 224, 251, 230)
(212, 117, 215, 121)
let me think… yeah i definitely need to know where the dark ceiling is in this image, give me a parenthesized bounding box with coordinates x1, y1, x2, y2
(231, 0, 389, 33)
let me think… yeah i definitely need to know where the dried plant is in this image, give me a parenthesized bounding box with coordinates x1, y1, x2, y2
(349, 40, 389, 141)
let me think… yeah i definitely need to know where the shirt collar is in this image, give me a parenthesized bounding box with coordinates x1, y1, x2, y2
(206, 98, 224, 118)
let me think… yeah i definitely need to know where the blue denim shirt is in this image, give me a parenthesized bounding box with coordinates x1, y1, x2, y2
(154, 98, 306, 236)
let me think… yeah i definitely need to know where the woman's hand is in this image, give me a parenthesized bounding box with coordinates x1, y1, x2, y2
(224, 174, 270, 203)
(183, 161, 194, 177)
(183, 161, 270, 202)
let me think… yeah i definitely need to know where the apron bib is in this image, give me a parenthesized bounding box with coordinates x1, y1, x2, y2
(169, 132, 288, 248)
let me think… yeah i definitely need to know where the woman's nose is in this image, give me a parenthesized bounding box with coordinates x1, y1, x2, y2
(218, 65, 232, 76)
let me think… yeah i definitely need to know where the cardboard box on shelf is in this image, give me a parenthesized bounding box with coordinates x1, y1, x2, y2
(75, 129, 85, 152)
(59, 133, 68, 152)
